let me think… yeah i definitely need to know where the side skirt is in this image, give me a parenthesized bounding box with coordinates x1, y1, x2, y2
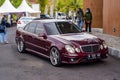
(26, 48, 49, 59)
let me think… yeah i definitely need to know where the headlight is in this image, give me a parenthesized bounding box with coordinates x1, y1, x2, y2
(75, 48, 80, 53)
(65, 45, 75, 54)
(103, 42, 108, 48)
(101, 42, 108, 49)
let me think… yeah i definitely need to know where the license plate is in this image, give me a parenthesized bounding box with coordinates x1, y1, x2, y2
(87, 54, 100, 59)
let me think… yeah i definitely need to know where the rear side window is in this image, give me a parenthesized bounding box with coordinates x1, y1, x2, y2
(24, 22, 37, 33)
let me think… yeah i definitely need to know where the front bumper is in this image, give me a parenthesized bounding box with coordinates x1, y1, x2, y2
(61, 51, 108, 64)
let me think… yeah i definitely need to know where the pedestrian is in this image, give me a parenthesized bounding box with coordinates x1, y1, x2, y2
(0, 15, 8, 44)
(84, 8, 92, 32)
(76, 8, 84, 31)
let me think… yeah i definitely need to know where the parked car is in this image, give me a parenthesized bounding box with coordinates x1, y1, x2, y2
(15, 19, 108, 66)
(17, 16, 36, 29)
(55, 12, 66, 19)
(40, 14, 53, 19)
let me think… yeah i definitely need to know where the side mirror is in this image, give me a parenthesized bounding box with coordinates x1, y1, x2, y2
(38, 33, 47, 39)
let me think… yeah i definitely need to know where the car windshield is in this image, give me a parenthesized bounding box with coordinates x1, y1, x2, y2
(44, 22, 80, 35)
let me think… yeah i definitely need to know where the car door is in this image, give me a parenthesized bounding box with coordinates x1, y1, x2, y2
(23, 22, 37, 50)
(33, 23, 51, 56)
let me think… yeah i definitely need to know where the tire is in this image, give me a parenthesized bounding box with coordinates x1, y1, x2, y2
(50, 47, 62, 66)
(17, 39, 25, 53)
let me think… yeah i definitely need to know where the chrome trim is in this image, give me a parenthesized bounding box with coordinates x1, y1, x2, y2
(80, 44, 100, 53)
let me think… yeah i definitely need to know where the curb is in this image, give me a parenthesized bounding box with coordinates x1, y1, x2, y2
(92, 28, 120, 59)
(108, 47, 120, 58)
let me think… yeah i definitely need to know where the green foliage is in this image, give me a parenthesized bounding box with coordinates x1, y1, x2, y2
(54, 0, 83, 12)
(10, 0, 22, 8)
(37, 0, 49, 14)
(0, 0, 22, 8)
(0, 0, 4, 6)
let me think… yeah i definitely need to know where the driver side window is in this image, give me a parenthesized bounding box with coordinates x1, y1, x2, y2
(35, 23, 44, 35)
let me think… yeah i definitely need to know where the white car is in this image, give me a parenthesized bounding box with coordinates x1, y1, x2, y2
(17, 17, 36, 29)
(55, 12, 66, 19)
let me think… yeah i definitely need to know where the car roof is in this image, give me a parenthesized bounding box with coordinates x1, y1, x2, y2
(20, 16, 36, 18)
(33, 19, 69, 23)
(19, 16, 36, 19)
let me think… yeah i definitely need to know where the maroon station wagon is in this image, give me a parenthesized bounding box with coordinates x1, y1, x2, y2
(15, 19, 108, 66)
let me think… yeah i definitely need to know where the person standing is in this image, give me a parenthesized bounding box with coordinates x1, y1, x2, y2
(0, 25, 5, 43)
(76, 8, 84, 31)
(84, 8, 92, 32)
(0, 15, 8, 44)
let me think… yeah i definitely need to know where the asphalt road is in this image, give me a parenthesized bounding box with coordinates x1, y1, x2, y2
(0, 26, 120, 80)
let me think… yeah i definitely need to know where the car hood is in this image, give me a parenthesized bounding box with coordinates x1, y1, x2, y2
(51, 33, 101, 45)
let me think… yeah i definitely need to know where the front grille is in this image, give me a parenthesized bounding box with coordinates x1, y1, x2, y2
(81, 44, 100, 53)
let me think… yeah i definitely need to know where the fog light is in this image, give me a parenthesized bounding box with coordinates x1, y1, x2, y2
(70, 59, 74, 62)
(97, 54, 100, 57)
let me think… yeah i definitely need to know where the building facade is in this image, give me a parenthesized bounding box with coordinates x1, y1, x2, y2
(103, 0, 120, 37)
(83, 0, 103, 28)
(83, 0, 120, 37)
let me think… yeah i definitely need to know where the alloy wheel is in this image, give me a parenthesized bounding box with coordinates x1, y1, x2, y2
(50, 47, 61, 66)
(17, 39, 25, 53)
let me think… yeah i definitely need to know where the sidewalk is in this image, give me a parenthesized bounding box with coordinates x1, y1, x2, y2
(92, 28, 120, 59)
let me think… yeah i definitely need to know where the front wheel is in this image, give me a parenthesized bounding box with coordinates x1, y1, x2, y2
(50, 47, 62, 66)
(17, 39, 25, 53)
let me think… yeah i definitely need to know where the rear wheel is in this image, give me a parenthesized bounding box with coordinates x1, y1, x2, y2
(17, 39, 25, 53)
(50, 47, 62, 66)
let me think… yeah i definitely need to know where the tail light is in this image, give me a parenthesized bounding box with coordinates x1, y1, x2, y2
(17, 21, 21, 24)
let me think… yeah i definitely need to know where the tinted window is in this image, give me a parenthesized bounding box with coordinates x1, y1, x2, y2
(35, 23, 44, 35)
(40, 14, 51, 19)
(45, 22, 60, 35)
(25, 22, 37, 33)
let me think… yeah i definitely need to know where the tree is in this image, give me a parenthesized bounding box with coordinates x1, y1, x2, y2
(0, 0, 22, 8)
(10, 0, 22, 8)
(54, 0, 83, 12)
(37, 0, 49, 14)
(0, 0, 5, 6)
(69, 0, 83, 10)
